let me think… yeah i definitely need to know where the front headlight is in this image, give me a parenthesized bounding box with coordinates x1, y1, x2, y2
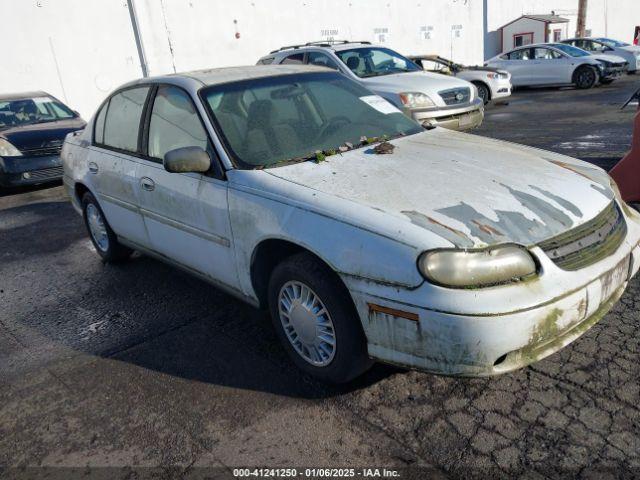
(399, 92, 435, 108)
(418, 245, 537, 288)
(0, 138, 22, 157)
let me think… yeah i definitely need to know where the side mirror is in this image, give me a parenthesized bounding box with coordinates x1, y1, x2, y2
(163, 146, 211, 173)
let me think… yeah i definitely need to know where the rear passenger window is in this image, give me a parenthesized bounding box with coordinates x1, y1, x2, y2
(94, 101, 108, 144)
(282, 53, 305, 64)
(103, 87, 149, 152)
(147, 86, 208, 161)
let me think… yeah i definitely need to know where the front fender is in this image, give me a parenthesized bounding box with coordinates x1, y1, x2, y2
(228, 184, 426, 300)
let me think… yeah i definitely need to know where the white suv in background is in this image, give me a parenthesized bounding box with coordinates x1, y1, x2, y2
(258, 41, 484, 131)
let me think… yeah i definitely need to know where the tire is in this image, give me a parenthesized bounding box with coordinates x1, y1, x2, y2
(474, 82, 490, 104)
(81, 192, 132, 263)
(268, 252, 373, 383)
(574, 66, 598, 89)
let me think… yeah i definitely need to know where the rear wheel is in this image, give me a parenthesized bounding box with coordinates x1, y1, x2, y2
(82, 192, 132, 263)
(574, 66, 598, 89)
(268, 252, 372, 383)
(474, 82, 490, 104)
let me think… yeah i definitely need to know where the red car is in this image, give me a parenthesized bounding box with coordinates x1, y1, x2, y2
(610, 87, 640, 209)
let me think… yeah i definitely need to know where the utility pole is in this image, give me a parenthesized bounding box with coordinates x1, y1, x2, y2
(576, 0, 588, 37)
(127, 0, 149, 77)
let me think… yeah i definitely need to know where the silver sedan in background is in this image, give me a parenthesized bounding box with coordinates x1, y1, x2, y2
(486, 43, 628, 89)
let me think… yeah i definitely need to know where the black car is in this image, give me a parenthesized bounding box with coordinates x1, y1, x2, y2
(0, 92, 85, 189)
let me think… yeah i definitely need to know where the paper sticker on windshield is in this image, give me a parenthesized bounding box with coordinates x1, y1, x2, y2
(360, 95, 401, 115)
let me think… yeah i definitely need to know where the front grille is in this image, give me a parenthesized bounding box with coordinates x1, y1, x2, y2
(20, 142, 63, 157)
(28, 166, 63, 180)
(539, 202, 626, 271)
(439, 87, 471, 106)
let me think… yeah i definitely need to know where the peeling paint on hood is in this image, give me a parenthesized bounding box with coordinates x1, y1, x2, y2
(265, 129, 614, 248)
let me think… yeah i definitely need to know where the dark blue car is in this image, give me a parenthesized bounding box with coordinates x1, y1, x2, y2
(0, 91, 85, 189)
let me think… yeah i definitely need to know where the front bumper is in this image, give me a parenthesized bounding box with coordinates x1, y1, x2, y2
(490, 79, 512, 100)
(345, 204, 640, 376)
(601, 64, 627, 80)
(410, 99, 484, 131)
(0, 154, 63, 188)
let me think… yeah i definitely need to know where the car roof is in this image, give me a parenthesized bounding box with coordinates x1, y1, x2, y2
(0, 91, 51, 102)
(270, 41, 382, 55)
(119, 65, 333, 92)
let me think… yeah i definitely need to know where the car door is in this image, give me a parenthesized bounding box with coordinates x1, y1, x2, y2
(135, 85, 240, 290)
(89, 86, 151, 246)
(532, 48, 571, 84)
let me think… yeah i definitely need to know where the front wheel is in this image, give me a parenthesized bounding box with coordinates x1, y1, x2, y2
(268, 252, 372, 383)
(474, 83, 490, 104)
(574, 66, 598, 89)
(82, 192, 132, 263)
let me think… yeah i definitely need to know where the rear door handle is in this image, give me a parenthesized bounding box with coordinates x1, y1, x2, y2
(88, 162, 99, 174)
(140, 177, 155, 191)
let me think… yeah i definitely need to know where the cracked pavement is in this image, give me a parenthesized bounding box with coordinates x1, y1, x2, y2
(1, 77, 639, 479)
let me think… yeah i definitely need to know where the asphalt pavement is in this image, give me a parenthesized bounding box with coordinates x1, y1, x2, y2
(1, 75, 639, 479)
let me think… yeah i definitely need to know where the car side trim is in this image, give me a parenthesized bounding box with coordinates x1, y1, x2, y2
(138, 207, 231, 248)
(97, 192, 230, 247)
(98, 192, 140, 213)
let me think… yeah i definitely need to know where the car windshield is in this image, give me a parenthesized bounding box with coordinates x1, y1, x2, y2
(335, 47, 421, 78)
(0, 96, 75, 129)
(203, 72, 423, 169)
(595, 38, 630, 48)
(551, 44, 591, 57)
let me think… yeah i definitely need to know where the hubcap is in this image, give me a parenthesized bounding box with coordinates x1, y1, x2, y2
(86, 203, 109, 252)
(278, 281, 336, 367)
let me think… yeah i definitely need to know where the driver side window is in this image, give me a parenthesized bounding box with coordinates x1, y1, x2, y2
(147, 86, 209, 161)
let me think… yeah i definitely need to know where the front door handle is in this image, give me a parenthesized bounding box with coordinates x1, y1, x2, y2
(140, 177, 155, 191)
(88, 162, 99, 174)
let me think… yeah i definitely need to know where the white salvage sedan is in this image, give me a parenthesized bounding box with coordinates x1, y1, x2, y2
(487, 43, 627, 88)
(63, 65, 640, 383)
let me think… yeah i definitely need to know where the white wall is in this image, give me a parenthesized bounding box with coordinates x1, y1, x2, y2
(486, 0, 640, 58)
(1, 0, 143, 119)
(132, 0, 484, 74)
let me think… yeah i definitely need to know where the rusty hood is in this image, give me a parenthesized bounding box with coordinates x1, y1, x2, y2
(264, 129, 615, 248)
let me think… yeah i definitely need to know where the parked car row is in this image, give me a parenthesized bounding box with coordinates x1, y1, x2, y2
(562, 37, 640, 73)
(4, 36, 636, 192)
(259, 41, 486, 131)
(59, 56, 640, 382)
